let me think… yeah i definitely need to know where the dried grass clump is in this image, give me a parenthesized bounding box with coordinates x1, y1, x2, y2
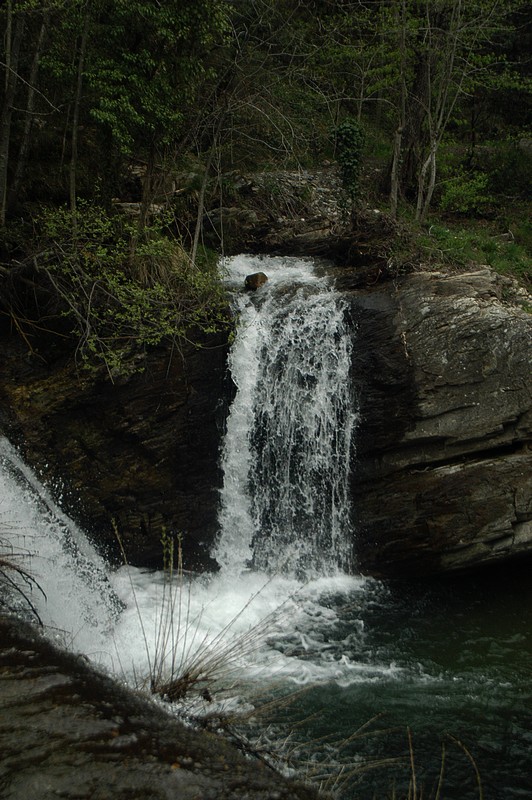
(0, 533, 45, 624)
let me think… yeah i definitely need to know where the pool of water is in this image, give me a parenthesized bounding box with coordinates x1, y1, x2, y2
(262, 564, 532, 798)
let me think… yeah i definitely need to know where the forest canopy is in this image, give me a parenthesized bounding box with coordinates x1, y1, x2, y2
(1, 0, 530, 218)
(1, 0, 530, 370)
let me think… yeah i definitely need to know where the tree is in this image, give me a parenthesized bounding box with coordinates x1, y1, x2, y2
(389, 0, 408, 219)
(10, 9, 50, 201)
(0, 0, 231, 232)
(0, 1, 25, 227)
(380, 0, 528, 221)
(86, 1, 230, 227)
(69, 3, 90, 225)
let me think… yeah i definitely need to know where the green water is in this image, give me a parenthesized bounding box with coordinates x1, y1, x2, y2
(270, 563, 532, 799)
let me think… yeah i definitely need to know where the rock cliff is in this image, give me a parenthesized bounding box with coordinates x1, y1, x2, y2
(346, 268, 532, 577)
(205, 171, 532, 576)
(0, 167, 530, 577)
(0, 333, 229, 570)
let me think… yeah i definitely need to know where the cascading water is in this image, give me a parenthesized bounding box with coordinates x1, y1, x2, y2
(0, 437, 121, 652)
(1, 254, 531, 799)
(216, 254, 357, 578)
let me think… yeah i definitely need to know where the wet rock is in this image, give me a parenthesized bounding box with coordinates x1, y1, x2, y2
(203, 169, 347, 257)
(245, 272, 268, 290)
(347, 268, 532, 577)
(0, 615, 321, 800)
(0, 333, 230, 571)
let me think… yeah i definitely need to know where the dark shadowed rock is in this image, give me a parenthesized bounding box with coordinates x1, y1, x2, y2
(0, 333, 230, 571)
(0, 615, 322, 800)
(346, 268, 532, 577)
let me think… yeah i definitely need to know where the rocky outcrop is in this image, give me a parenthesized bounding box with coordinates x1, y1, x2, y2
(346, 268, 532, 577)
(204, 170, 401, 274)
(0, 333, 230, 571)
(1, 175, 530, 579)
(0, 614, 321, 800)
(204, 169, 347, 257)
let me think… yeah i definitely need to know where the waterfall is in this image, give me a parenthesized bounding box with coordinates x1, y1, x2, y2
(216, 255, 358, 579)
(0, 253, 365, 688)
(0, 437, 121, 652)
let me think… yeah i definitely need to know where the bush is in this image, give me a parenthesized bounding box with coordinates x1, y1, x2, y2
(482, 139, 532, 198)
(439, 169, 493, 215)
(33, 203, 229, 376)
(335, 117, 366, 206)
(419, 222, 531, 284)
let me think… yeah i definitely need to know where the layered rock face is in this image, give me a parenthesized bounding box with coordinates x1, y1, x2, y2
(0, 334, 229, 570)
(347, 268, 532, 577)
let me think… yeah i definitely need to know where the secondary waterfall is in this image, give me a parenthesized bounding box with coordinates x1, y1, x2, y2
(217, 254, 357, 579)
(0, 437, 121, 652)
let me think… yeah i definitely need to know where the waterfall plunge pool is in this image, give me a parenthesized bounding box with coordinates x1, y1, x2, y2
(1, 254, 531, 798)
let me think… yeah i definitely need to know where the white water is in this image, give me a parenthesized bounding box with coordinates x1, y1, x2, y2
(0, 255, 401, 702)
(217, 255, 356, 578)
(0, 437, 121, 652)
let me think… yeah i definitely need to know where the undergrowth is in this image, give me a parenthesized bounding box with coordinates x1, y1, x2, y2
(1, 202, 230, 379)
(381, 199, 531, 289)
(418, 219, 531, 284)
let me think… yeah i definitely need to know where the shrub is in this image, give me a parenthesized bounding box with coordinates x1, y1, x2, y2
(32, 203, 229, 377)
(483, 139, 532, 198)
(335, 117, 366, 207)
(439, 169, 493, 215)
(419, 222, 531, 284)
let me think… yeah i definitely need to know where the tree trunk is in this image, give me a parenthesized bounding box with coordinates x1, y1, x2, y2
(70, 9, 90, 230)
(11, 14, 50, 202)
(415, 139, 437, 223)
(0, 11, 24, 228)
(389, 0, 407, 220)
(4, 0, 12, 95)
(128, 145, 156, 268)
(389, 126, 403, 220)
(138, 146, 156, 236)
(191, 155, 213, 268)
(423, 144, 438, 222)
(191, 114, 224, 266)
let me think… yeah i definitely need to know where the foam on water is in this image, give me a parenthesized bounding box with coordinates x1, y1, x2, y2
(221, 253, 324, 290)
(93, 565, 404, 693)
